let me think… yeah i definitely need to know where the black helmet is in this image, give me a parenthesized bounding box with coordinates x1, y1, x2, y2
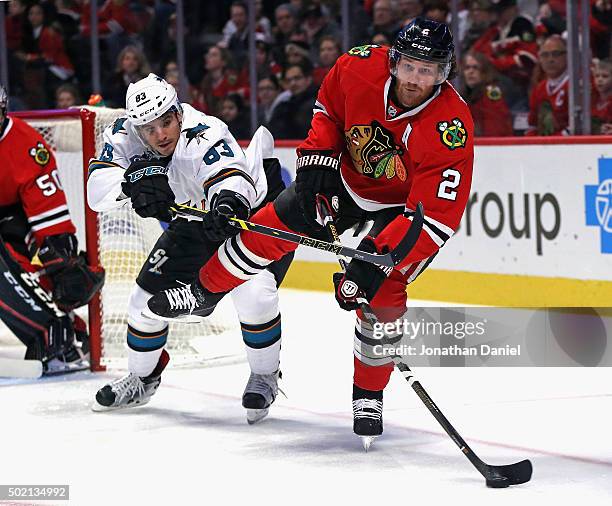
(389, 17, 455, 84)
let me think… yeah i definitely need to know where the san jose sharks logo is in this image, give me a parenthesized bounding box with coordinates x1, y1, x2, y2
(112, 117, 127, 135)
(437, 118, 467, 150)
(183, 123, 210, 146)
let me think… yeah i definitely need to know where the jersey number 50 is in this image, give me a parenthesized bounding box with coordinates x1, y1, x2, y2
(437, 168, 461, 201)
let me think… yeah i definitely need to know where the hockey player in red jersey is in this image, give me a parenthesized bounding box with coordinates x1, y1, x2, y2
(0, 86, 103, 376)
(146, 18, 474, 445)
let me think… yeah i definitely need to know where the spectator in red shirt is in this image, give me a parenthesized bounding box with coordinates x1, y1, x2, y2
(472, 0, 538, 112)
(526, 35, 569, 136)
(461, 51, 514, 136)
(15, 2, 75, 108)
(592, 58, 612, 135)
(196, 46, 248, 116)
(312, 36, 342, 87)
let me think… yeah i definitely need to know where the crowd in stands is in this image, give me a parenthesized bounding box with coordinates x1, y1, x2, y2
(3, 0, 612, 138)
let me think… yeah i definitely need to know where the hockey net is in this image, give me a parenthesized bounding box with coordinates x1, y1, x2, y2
(12, 107, 241, 370)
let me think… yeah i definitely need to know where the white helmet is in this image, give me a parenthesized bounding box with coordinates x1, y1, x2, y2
(125, 73, 182, 126)
(0, 85, 7, 122)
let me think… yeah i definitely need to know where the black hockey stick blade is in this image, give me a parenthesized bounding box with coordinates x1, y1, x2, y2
(484, 459, 533, 488)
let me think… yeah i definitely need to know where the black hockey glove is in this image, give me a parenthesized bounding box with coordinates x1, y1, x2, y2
(295, 151, 340, 229)
(333, 239, 392, 311)
(202, 189, 251, 242)
(122, 159, 175, 222)
(37, 234, 105, 311)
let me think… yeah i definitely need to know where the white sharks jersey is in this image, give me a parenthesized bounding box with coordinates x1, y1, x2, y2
(87, 103, 268, 215)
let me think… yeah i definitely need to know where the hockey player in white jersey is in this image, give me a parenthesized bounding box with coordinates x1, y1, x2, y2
(88, 74, 292, 423)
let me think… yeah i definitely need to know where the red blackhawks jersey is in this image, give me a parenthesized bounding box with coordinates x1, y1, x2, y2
(301, 45, 474, 271)
(526, 73, 569, 136)
(0, 117, 75, 248)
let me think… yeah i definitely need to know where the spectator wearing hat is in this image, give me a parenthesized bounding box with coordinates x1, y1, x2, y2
(269, 61, 317, 140)
(284, 40, 312, 68)
(302, 4, 340, 65)
(461, 51, 514, 136)
(526, 34, 569, 136)
(462, 0, 497, 53)
(255, 34, 283, 81)
(592, 58, 612, 135)
(313, 36, 342, 87)
(472, 0, 538, 113)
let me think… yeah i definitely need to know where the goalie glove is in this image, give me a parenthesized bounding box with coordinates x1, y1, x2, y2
(122, 159, 175, 222)
(36, 234, 105, 311)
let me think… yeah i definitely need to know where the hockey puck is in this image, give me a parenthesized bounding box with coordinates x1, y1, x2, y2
(486, 477, 510, 488)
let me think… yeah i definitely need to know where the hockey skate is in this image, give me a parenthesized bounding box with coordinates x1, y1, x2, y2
(353, 386, 383, 451)
(242, 370, 282, 424)
(143, 280, 226, 323)
(92, 350, 169, 412)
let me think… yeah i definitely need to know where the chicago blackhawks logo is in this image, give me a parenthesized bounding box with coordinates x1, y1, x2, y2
(345, 121, 407, 181)
(29, 142, 50, 166)
(347, 44, 380, 58)
(437, 118, 467, 151)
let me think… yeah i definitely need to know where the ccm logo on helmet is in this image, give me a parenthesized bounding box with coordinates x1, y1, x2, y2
(139, 107, 155, 117)
(412, 43, 431, 51)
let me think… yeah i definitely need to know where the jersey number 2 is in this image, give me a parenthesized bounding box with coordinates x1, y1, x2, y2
(437, 168, 461, 201)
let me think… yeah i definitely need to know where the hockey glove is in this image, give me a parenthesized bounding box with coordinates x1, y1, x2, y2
(122, 159, 175, 222)
(295, 150, 340, 229)
(333, 238, 392, 311)
(202, 189, 251, 242)
(37, 234, 105, 311)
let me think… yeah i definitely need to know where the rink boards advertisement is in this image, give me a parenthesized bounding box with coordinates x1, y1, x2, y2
(274, 138, 612, 306)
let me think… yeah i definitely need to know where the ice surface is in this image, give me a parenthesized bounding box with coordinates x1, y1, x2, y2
(0, 289, 610, 505)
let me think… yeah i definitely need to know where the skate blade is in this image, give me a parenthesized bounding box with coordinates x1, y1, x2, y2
(360, 436, 378, 452)
(91, 397, 151, 413)
(246, 408, 269, 425)
(141, 308, 208, 324)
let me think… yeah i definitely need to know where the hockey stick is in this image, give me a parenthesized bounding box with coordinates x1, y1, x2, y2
(315, 196, 533, 488)
(169, 202, 424, 268)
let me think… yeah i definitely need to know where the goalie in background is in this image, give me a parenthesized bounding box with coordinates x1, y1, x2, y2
(0, 85, 104, 377)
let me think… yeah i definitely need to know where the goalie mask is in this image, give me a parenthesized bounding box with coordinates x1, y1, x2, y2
(126, 73, 183, 151)
(389, 17, 456, 86)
